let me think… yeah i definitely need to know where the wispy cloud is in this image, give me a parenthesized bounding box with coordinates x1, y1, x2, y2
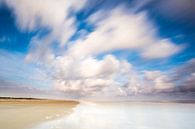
(68, 6, 183, 59)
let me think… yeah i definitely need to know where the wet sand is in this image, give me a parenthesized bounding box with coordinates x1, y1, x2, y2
(0, 98, 79, 129)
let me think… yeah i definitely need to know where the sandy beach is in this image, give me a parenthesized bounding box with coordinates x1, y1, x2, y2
(0, 98, 79, 129)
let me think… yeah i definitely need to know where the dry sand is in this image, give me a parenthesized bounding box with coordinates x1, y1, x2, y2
(0, 98, 79, 129)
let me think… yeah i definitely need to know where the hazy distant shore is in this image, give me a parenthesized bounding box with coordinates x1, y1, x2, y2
(0, 97, 78, 103)
(1, 96, 194, 103)
(0, 97, 79, 129)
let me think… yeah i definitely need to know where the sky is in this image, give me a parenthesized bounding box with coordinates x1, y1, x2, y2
(0, 0, 195, 100)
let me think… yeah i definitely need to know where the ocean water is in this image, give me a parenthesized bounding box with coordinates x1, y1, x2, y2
(32, 102, 195, 129)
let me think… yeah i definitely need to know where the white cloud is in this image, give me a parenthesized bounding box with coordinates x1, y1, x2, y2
(5, 0, 86, 46)
(50, 54, 174, 98)
(5, 0, 87, 64)
(144, 70, 174, 89)
(51, 54, 133, 96)
(25, 36, 55, 64)
(141, 39, 183, 59)
(68, 6, 182, 59)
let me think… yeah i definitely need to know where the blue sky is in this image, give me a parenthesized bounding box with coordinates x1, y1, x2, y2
(0, 0, 195, 99)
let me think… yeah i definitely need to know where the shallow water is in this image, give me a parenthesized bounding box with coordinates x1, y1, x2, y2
(32, 102, 195, 129)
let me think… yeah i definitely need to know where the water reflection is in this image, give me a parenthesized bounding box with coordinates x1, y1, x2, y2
(32, 102, 195, 129)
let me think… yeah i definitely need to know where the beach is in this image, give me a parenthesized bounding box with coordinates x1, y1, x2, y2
(0, 98, 79, 129)
(1, 99, 195, 129)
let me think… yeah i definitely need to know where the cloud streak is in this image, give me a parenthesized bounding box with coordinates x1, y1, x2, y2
(68, 6, 182, 59)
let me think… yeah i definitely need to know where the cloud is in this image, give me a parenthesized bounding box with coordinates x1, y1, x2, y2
(68, 6, 182, 59)
(141, 39, 183, 59)
(173, 58, 195, 89)
(175, 58, 195, 76)
(4, 0, 88, 65)
(141, 59, 195, 94)
(2, 1, 190, 99)
(51, 54, 132, 97)
(144, 70, 174, 90)
(5, 0, 183, 61)
(25, 36, 55, 64)
(5, 0, 86, 46)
